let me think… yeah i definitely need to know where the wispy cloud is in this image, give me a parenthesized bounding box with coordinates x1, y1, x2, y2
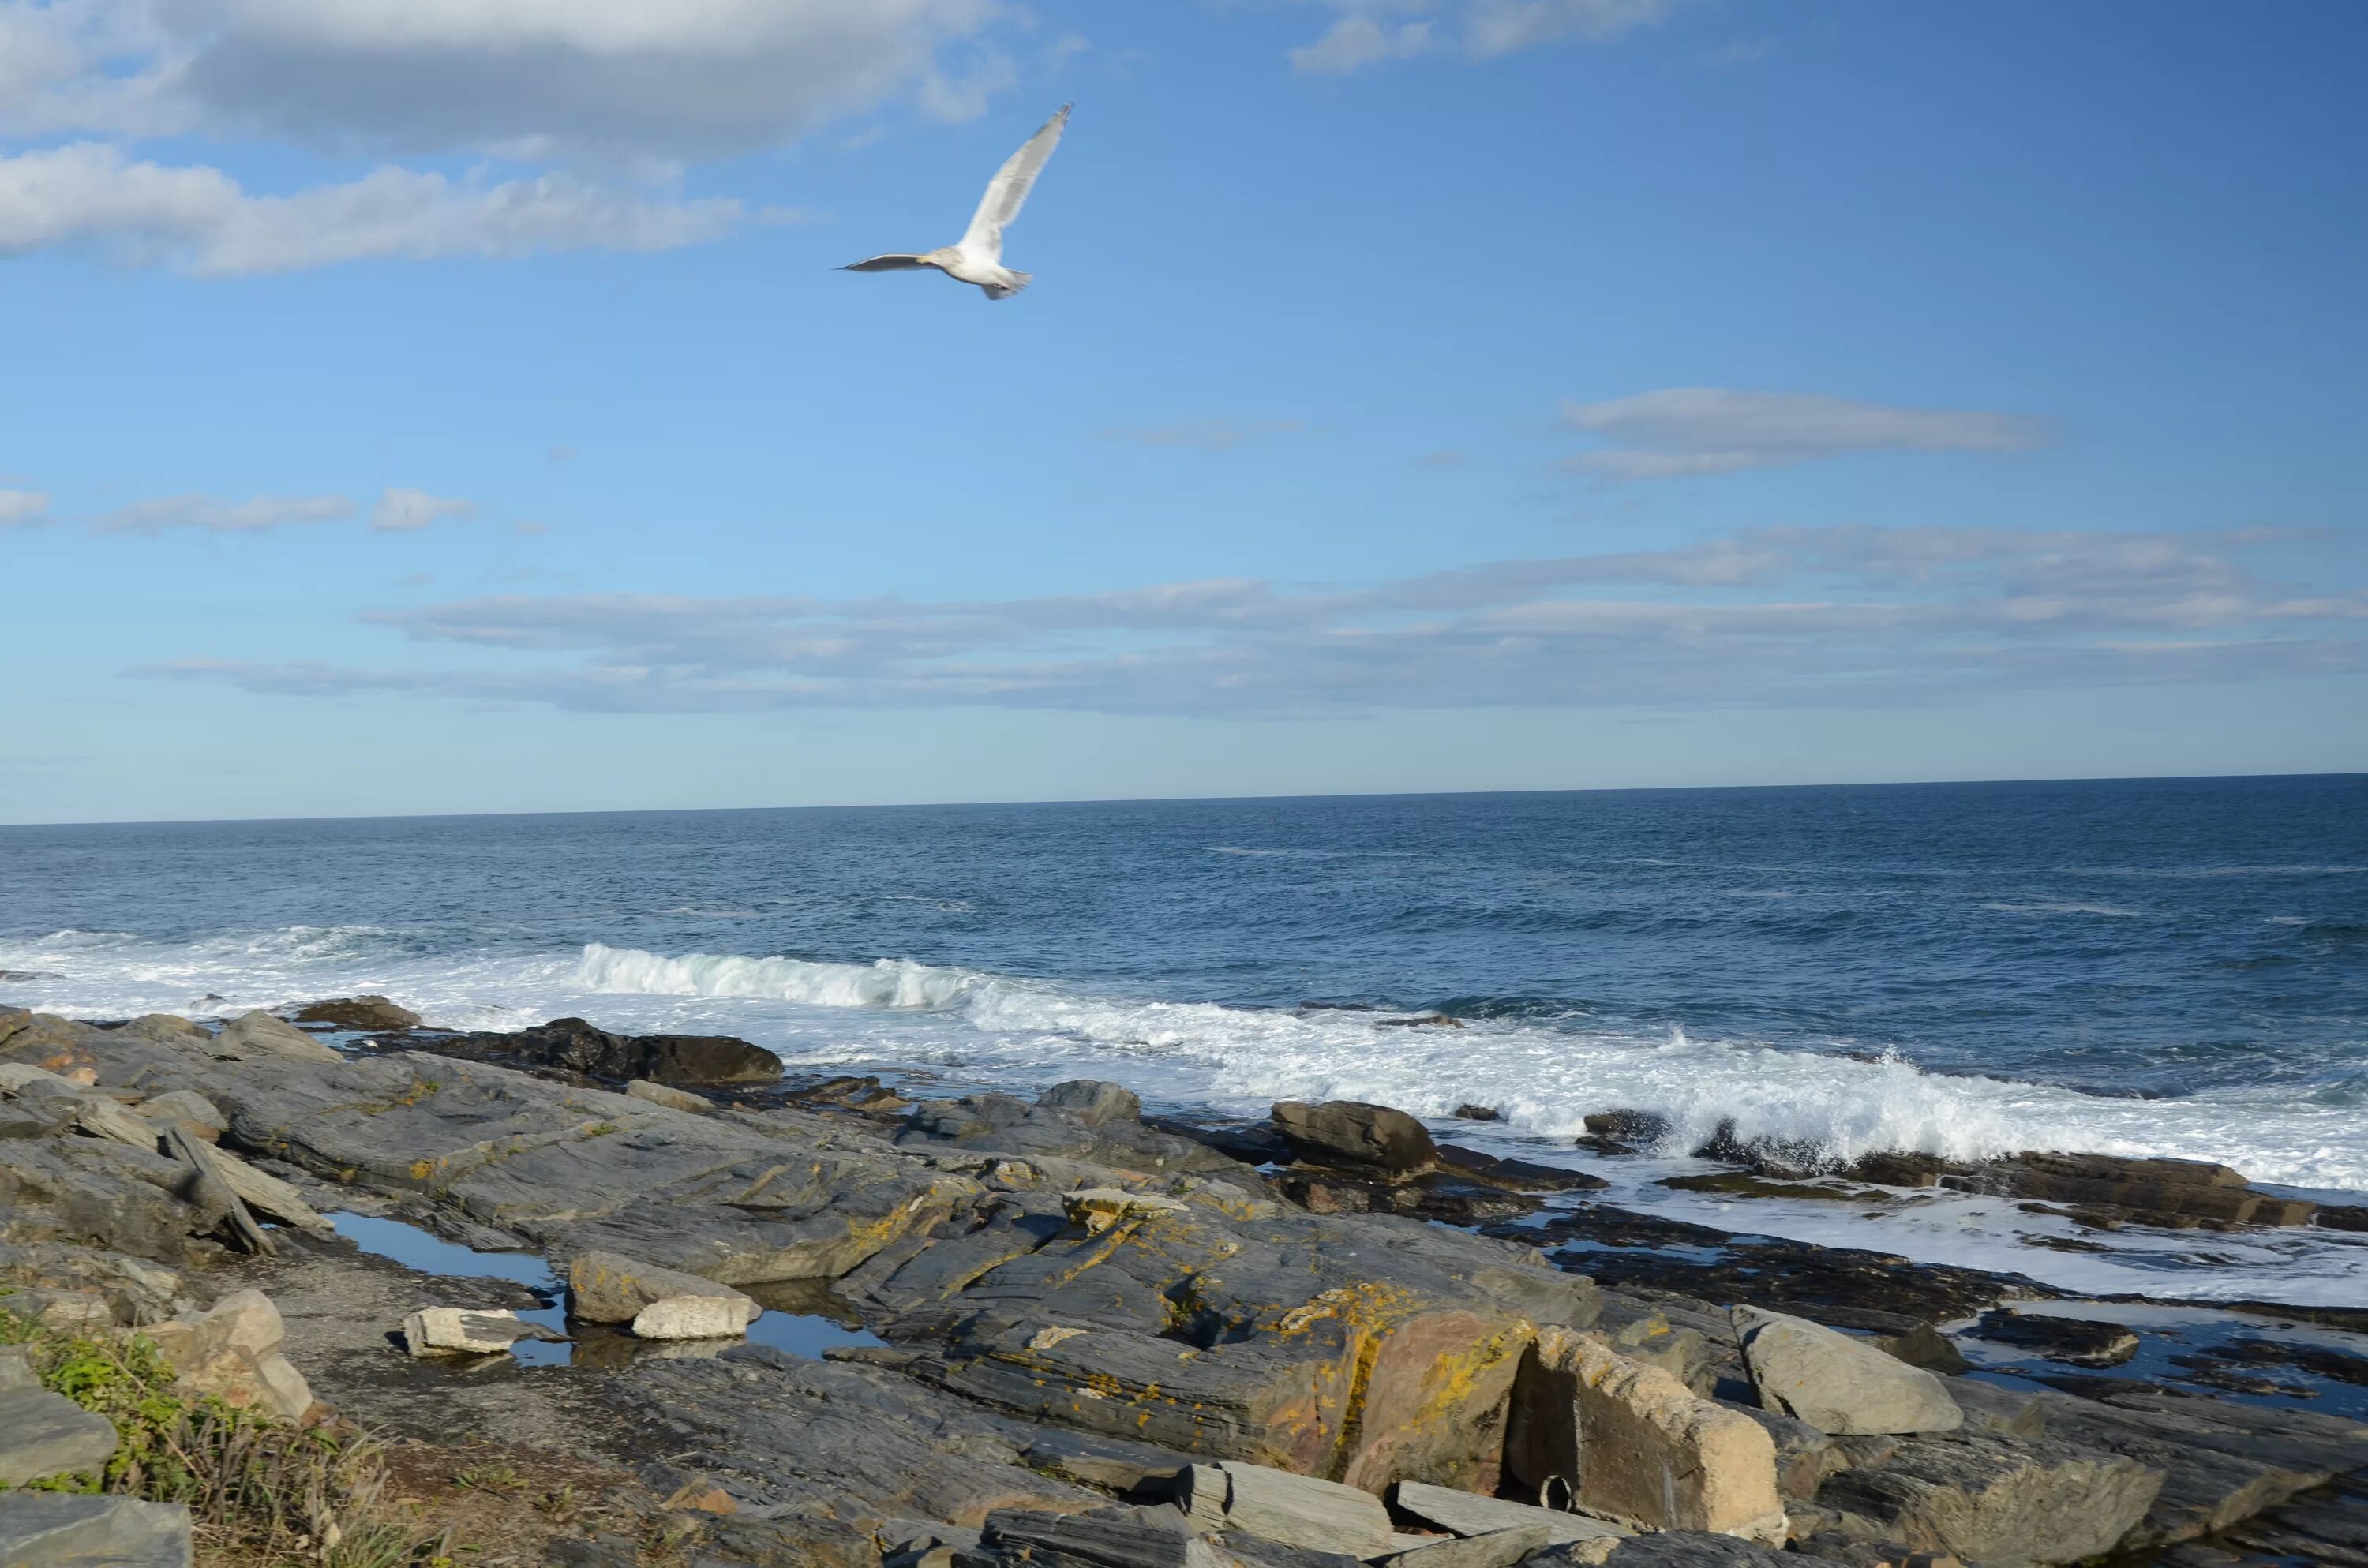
(132, 525, 2367, 717)
(1097, 419, 1308, 452)
(1290, 0, 1679, 73)
(370, 488, 477, 533)
(1563, 388, 2050, 479)
(0, 145, 757, 275)
(92, 492, 354, 535)
(0, 488, 48, 527)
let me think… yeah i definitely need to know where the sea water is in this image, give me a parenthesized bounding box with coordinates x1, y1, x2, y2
(6, 777, 2364, 1303)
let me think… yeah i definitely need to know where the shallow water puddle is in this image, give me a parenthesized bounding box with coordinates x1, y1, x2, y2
(327, 1212, 884, 1368)
(1950, 1300, 2368, 1421)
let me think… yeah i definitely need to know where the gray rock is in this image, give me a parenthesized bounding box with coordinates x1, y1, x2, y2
(0, 1493, 192, 1568)
(1375, 1525, 1551, 1568)
(897, 1092, 1243, 1177)
(401, 1307, 563, 1357)
(135, 1089, 227, 1140)
(568, 1249, 757, 1324)
(1718, 1401, 1842, 1503)
(624, 1079, 711, 1113)
(1815, 1430, 2163, 1568)
(0, 1387, 119, 1486)
(0, 1345, 36, 1390)
(633, 1294, 751, 1340)
(1595, 1536, 1843, 1566)
(1268, 1101, 1436, 1174)
(1038, 1081, 1142, 1126)
(982, 1505, 1220, 1568)
(290, 995, 422, 1031)
(1390, 1481, 1628, 1547)
(1733, 1307, 1962, 1435)
(1177, 1462, 1394, 1557)
(211, 1010, 341, 1064)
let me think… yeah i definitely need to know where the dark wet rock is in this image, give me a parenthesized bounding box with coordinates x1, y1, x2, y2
(1452, 1105, 1501, 1121)
(1972, 1310, 2141, 1368)
(1873, 1324, 1970, 1376)
(1815, 1430, 2163, 1568)
(1269, 1100, 1437, 1174)
(1655, 1172, 1888, 1203)
(896, 1091, 1246, 1177)
(1939, 1152, 2317, 1229)
(0, 970, 60, 982)
(2180, 1468, 2368, 1567)
(1019, 1430, 1196, 1495)
(1495, 1207, 2055, 1334)
(424, 1016, 781, 1087)
(1435, 1146, 1607, 1193)
(2314, 1203, 2368, 1232)
(1144, 1117, 1295, 1167)
(1579, 1538, 1849, 1567)
(1688, 1119, 1827, 1180)
(782, 1074, 911, 1116)
(1583, 1110, 1670, 1143)
(1269, 1169, 1544, 1225)
(1845, 1151, 1953, 1188)
(1374, 1013, 1463, 1030)
(290, 995, 421, 1031)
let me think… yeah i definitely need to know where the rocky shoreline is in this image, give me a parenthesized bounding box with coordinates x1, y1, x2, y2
(2, 999, 2364, 1568)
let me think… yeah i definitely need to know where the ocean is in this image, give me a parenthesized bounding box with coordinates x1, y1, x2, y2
(6, 775, 2365, 1304)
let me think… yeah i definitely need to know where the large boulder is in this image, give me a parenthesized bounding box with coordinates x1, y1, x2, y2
(1269, 1101, 1437, 1174)
(210, 1010, 341, 1064)
(1521, 1328, 1785, 1543)
(1733, 1308, 1961, 1435)
(144, 1288, 313, 1421)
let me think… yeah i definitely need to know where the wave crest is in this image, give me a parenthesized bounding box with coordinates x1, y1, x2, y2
(575, 943, 979, 1010)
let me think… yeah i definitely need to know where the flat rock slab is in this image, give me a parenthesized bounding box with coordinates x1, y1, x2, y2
(402, 1307, 562, 1357)
(1391, 1482, 1629, 1546)
(0, 1387, 118, 1486)
(0, 1492, 193, 1568)
(1735, 1308, 1963, 1435)
(1178, 1461, 1396, 1557)
(1816, 1430, 2164, 1568)
(1374, 1525, 1551, 1568)
(1971, 1311, 2139, 1368)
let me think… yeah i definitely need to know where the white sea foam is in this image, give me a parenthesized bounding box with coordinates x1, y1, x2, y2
(576, 943, 979, 1010)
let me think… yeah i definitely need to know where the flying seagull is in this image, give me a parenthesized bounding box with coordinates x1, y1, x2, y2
(841, 104, 1072, 301)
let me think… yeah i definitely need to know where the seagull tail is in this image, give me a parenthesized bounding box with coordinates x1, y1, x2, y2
(984, 270, 1032, 301)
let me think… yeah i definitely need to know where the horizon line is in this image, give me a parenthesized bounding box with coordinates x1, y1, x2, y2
(2, 768, 2362, 833)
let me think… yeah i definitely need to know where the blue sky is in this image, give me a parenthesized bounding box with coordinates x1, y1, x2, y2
(2, 0, 2362, 823)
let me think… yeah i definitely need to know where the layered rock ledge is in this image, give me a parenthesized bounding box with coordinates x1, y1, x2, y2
(1, 1001, 2362, 1568)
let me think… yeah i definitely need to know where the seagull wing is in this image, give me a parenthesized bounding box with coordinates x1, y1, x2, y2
(960, 103, 1071, 260)
(840, 253, 937, 271)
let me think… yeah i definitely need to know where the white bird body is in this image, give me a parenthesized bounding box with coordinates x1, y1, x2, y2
(841, 104, 1070, 301)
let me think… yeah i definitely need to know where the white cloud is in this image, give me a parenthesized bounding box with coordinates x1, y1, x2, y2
(370, 488, 477, 532)
(1288, 0, 1676, 73)
(1097, 419, 1308, 452)
(0, 144, 755, 274)
(1, 0, 1015, 158)
(1563, 388, 2050, 478)
(129, 525, 2368, 716)
(92, 492, 354, 534)
(0, 488, 48, 527)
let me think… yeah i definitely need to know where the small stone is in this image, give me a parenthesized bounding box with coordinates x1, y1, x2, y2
(1063, 1186, 1190, 1235)
(632, 1295, 751, 1341)
(1452, 1104, 1501, 1121)
(402, 1308, 559, 1357)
